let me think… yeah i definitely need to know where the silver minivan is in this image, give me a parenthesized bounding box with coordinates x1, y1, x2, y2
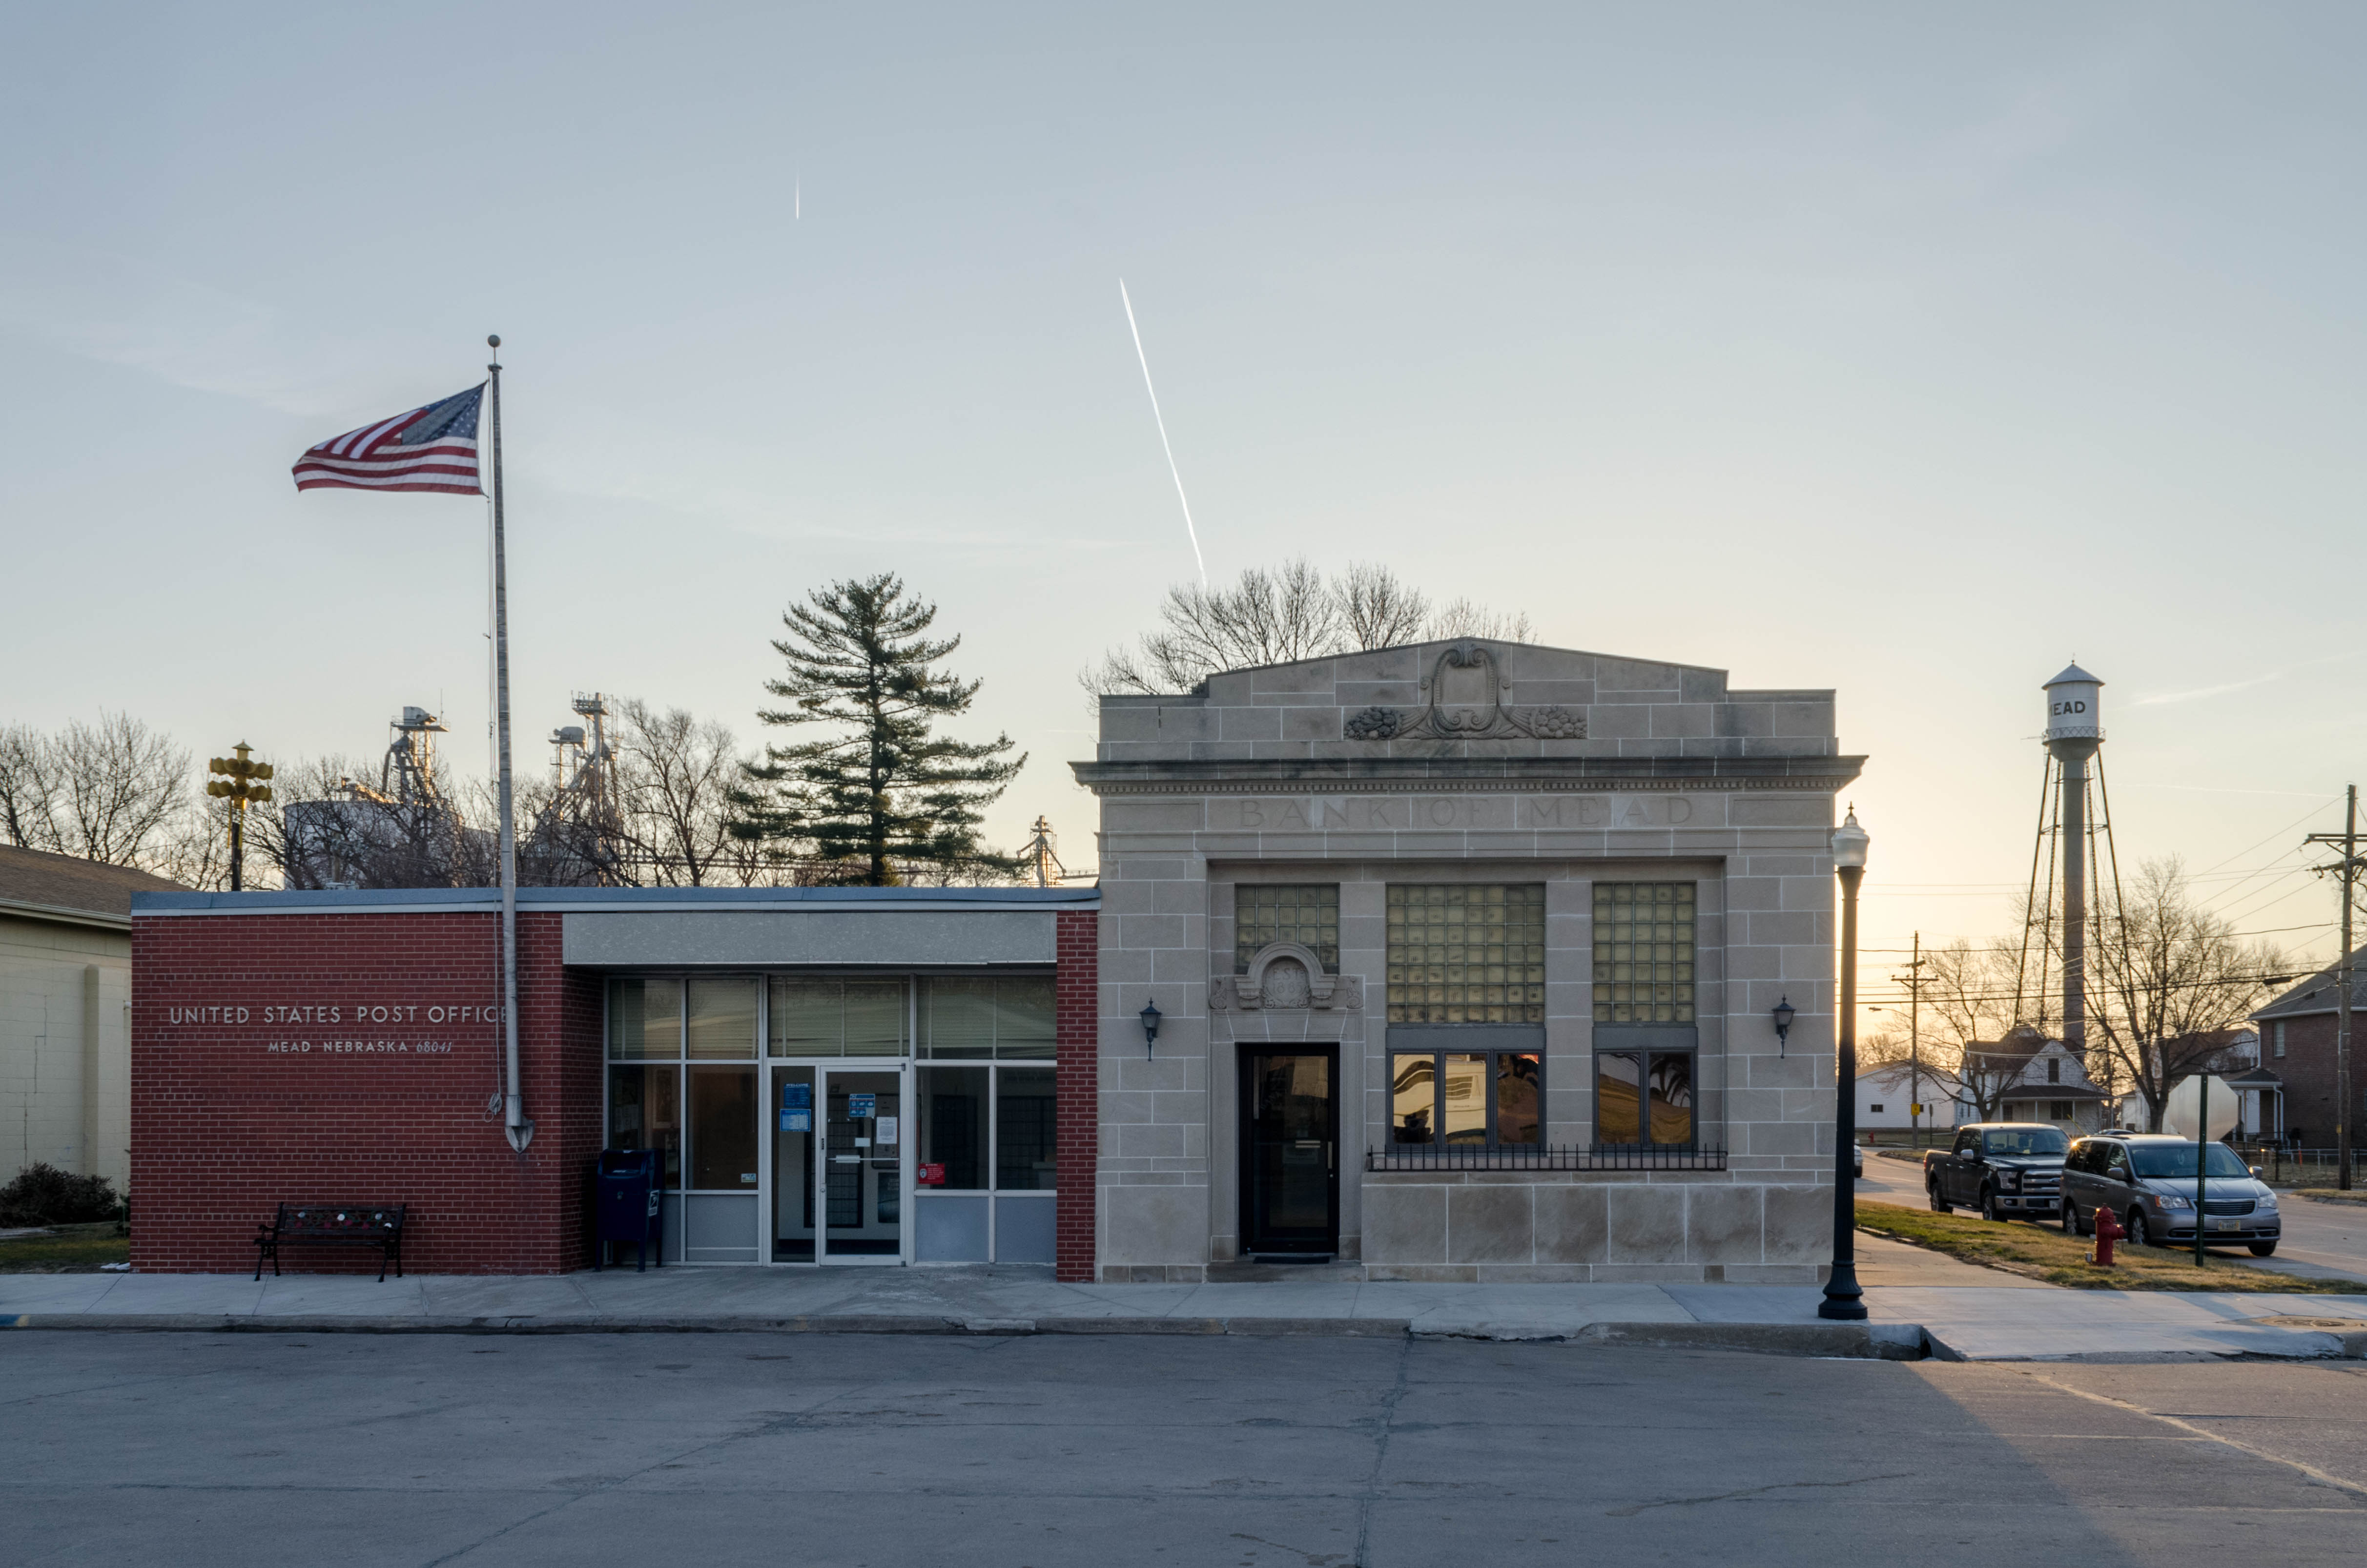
(2060, 1134, 2281, 1255)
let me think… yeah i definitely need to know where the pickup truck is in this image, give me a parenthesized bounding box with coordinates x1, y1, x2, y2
(1923, 1122, 2069, 1223)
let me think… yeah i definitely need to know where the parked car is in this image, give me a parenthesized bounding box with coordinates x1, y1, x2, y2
(2060, 1134, 2280, 1255)
(1924, 1123, 2067, 1222)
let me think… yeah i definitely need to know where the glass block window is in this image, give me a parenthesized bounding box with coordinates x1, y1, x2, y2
(1384, 884, 1546, 1024)
(1591, 883, 1696, 1024)
(1236, 885, 1339, 973)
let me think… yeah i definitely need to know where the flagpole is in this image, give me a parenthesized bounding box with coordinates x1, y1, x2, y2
(488, 334, 533, 1153)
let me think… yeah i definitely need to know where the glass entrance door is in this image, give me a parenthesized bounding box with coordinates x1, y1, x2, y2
(821, 1068, 905, 1260)
(1240, 1051, 1338, 1257)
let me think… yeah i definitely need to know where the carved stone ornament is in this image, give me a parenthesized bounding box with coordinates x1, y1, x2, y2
(1209, 941, 1361, 1011)
(1343, 641, 1585, 742)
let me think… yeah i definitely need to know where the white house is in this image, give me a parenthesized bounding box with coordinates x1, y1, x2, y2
(1964, 1028, 2111, 1132)
(1854, 1061, 1968, 1132)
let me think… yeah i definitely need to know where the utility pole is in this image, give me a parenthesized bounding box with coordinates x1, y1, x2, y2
(2305, 784, 2359, 1191)
(1894, 933, 1927, 1143)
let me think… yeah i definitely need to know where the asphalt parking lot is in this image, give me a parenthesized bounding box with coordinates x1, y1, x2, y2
(4, 1331, 2364, 1567)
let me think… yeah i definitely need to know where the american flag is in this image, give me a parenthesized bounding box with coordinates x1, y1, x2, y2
(292, 384, 485, 495)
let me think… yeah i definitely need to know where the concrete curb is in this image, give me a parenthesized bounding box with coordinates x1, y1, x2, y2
(1, 1311, 1925, 1357)
(1918, 1327, 2367, 1363)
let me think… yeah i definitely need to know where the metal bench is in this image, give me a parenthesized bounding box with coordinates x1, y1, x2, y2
(253, 1204, 406, 1281)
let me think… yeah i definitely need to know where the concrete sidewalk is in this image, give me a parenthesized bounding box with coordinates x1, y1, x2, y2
(9, 1256, 2367, 1362)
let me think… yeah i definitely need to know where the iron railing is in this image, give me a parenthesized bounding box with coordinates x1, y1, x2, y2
(1367, 1143, 1729, 1172)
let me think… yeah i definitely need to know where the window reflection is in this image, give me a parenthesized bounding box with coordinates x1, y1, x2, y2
(1596, 1050, 1694, 1149)
(1392, 1056, 1437, 1145)
(1496, 1052, 1541, 1145)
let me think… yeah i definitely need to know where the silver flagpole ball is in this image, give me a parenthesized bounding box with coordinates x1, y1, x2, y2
(487, 334, 500, 348)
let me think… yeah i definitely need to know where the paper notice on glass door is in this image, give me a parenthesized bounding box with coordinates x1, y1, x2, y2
(876, 1116, 898, 1147)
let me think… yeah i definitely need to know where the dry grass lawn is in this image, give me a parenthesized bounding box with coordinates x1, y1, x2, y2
(1854, 1199, 2367, 1293)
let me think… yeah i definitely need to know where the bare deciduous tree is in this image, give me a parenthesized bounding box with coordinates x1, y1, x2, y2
(2082, 857, 2284, 1133)
(1905, 938, 2029, 1120)
(0, 714, 188, 867)
(1427, 597, 1534, 644)
(1335, 561, 1432, 651)
(613, 699, 764, 887)
(1082, 560, 1537, 697)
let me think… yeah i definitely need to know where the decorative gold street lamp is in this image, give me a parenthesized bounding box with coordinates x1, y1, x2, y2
(205, 742, 274, 892)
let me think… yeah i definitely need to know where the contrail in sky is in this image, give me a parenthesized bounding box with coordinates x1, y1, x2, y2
(1118, 279, 1207, 585)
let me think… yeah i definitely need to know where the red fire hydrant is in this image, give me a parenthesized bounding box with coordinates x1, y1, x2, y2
(2090, 1205, 2122, 1267)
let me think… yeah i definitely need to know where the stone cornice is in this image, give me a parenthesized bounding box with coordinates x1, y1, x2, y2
(1070, 755, 1865, 796)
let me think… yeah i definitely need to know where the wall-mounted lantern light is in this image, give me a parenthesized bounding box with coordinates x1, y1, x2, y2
(1772, 996, 1795, 1057)
(1139, 999, 1162, 1058)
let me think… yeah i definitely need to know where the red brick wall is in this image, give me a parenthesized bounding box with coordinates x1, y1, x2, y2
(1055, 908, 1099, 1282)
(130, 910, 603, 1275)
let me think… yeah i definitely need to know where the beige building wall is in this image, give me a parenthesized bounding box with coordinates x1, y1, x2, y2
(1076, 639, 1861, 1284)
(1, 912, 133, 1193)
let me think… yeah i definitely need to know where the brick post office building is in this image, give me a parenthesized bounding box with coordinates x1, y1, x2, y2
(132, 638, 1861, 1283)
(131, 888, 1101, 1277)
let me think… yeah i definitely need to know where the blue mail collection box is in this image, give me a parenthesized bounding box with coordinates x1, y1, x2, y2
(594, 1149, 665, 1271)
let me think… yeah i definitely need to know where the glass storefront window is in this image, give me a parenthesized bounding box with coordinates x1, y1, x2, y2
(686, 976, 758, 1059)
(1496, 1052, 1542, 1145)
(607, 977, 683, 1059)
(688, 1065, 759, 1190)
(993, 980, 1056, 1059)
(916, 1063, 1054, 1192)
(1392, 1050, 1543, 1148)
(1441, 1053, 1488, 1144)
(995, 1068, 1057, 1190)
(1391, 1055, 1437, 1145)
(768, 977, 910, 1056)
(925, 980, 995, 1057)
(1596, 1050, 1694, 1149)
(607, 1063, 681, 1184)
(921, 977, 1055, 1058)
(919, 1066, 988, 1190)
(844, 982, 906, 1054)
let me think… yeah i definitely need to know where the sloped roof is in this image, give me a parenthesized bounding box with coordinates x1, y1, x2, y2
(2254, 955, 2367, 1022)
(1963, 1026, 2053, 1065)
(0, 845, 185, 928)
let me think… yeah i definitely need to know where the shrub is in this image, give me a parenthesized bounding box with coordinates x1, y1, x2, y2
(0, 1162, 123, 1226)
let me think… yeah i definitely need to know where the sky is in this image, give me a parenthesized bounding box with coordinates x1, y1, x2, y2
(4, 5, 2364, 1016)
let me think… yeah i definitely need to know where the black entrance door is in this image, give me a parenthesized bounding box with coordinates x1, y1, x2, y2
(1240, 1051, 1338, 1257)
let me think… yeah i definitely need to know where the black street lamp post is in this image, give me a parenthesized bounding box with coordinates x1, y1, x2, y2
(1819, 807, 1869, 1322)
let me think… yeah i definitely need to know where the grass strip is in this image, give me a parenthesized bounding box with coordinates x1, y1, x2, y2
(0, 1233, 131, 1273)
(1855, 1199, 2367, 1294)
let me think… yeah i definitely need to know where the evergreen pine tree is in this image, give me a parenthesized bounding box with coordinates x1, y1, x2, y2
(735, 574, 1024, 885)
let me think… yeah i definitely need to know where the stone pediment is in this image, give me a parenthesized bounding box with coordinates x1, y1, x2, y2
(1081, 636, 1846, 772)
(1341, 641, 1583, 742)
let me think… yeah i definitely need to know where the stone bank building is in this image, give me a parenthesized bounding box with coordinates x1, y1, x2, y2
(129, 639, 1859, 1283)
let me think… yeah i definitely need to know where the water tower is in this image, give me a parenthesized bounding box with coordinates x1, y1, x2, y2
(2010, 662, 2129, 1115)
(2042, 663, 2103, 1063)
